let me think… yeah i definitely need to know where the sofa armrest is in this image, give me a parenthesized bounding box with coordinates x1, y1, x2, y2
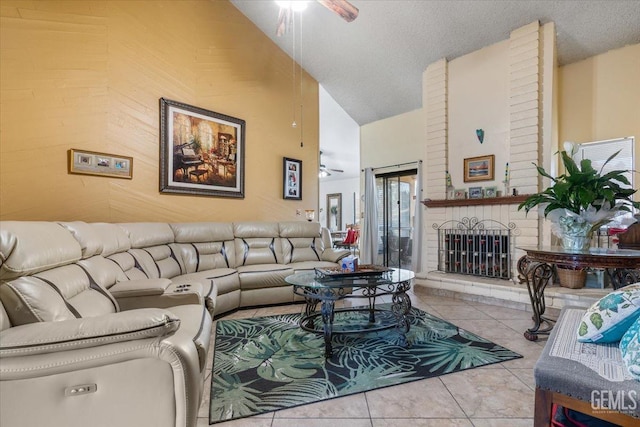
(112, 279, 204, 311)
(108, 278, 172, 298)
(0, 308, 203, 427)
(321, 248, 350, 263)
(0, 308, 179, 358)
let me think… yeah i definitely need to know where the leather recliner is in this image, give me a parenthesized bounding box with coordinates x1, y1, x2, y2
(0, 219, 348, 427)
(0, 222, 212, 427)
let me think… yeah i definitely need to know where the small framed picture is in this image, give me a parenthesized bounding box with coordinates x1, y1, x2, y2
(468, 186, 483, 199)
(283, 157, 302, 200)
(453, 189, 466, 200)
(484, 186, 498, 198)
(68, 149, 133, 179)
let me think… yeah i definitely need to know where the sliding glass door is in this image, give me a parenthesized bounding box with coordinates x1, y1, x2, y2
(376, 169, 417, 269)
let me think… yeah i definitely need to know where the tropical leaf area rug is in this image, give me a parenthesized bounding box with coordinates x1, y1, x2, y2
(210, 304, 522, 424)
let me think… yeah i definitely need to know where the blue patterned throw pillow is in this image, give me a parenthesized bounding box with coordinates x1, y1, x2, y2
(576, 283, 640, 343)
(619, 317, 640, 381)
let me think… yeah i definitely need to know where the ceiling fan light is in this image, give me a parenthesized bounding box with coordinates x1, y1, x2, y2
(275, 1, 308, 12)
(319, 170, 329, 178)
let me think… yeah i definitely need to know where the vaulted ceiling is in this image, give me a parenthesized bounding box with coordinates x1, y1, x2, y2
(231, 0, 640, 126)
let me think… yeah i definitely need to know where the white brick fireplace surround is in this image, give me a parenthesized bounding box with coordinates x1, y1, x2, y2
(413, 22, 604, 312)
(416, 201, 606, 313)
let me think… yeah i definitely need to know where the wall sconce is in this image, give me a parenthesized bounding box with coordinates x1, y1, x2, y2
(305, 209, 315, 222)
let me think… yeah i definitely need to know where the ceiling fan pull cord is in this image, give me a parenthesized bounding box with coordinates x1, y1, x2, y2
(299, 12, 304, 148)
(291, 9, 297, 129)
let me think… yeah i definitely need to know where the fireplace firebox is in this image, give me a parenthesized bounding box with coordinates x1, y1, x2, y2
(434, 217, 516, 279)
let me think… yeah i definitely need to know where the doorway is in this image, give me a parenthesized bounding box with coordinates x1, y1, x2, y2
(376, 169, 417, 269)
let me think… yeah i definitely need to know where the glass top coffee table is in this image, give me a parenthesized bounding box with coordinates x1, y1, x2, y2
(285, 268, 415, 357)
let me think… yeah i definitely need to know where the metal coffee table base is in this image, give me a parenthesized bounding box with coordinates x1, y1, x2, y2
(294, 282, 412, 357)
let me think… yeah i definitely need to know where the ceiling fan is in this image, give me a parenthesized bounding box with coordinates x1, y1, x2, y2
(276, 0, 359, 36)
(319, 151, 344, 177)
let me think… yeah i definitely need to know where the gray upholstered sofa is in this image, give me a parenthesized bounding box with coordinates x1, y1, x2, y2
(0, 220, 347, 427)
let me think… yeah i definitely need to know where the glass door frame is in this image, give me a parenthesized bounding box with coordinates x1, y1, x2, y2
(376, 169, 417, 269)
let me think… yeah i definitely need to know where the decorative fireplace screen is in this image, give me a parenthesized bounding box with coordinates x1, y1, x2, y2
(434, 217, 516, 279)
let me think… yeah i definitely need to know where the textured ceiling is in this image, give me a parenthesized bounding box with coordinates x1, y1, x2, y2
(231, 0, 640, 126)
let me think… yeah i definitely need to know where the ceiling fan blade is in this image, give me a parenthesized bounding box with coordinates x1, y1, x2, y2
(317, 0, 359, 23)
(276, 7, 291, 36)
(329, 168, 344, 173)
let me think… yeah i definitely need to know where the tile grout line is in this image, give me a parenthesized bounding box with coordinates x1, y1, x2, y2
(363, 390, 374, 427)
(437, 376, 473, 424)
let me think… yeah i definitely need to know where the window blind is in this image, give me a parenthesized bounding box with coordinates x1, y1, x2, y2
(573, 137, 634, 190)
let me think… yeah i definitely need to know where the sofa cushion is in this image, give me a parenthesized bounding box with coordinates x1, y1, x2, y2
(59, 221, 103, 259)
(278, 221, 322, 238)
(233, 221, 279, 238)
(77, 255, 130, 290)
(0, 277, 77, 324)
(118, 223, 175, 249)
(170, 222, 234, 243)
(172, 241, 234, 273)
(92, 223, 131, 256)
(236, 265, 294, 290)
(577, 283, 640, 343)
(107, 251, 149, 280)
(0, 221, 82, 280)
(287, 261, 340, 272)
(128, 246, 182, 279)
(33, 264, 118, 318)
(0, 262, 118, 326)
(620, 316, 640, 381)
(281, 236, 324, 264)
(234, 237, 283, 266)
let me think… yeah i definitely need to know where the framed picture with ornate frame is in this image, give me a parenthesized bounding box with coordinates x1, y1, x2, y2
(464, 154, 495, 182)
(283, 157, 302, 200)
(159, 98, 245, 198)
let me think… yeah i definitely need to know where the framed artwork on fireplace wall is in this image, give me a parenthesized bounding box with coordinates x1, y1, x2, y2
(464, 154, 495, 182)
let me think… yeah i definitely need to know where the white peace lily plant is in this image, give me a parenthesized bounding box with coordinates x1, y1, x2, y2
(519, 142, 639, 247)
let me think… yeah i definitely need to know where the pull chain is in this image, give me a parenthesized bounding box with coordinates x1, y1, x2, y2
(299, 12, 304, 148)
(291, 9, 297, 128)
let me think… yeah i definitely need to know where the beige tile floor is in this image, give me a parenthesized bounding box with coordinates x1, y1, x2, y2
(198, 285, 545, 427)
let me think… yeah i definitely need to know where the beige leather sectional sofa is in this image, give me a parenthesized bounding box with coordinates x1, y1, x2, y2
(0, 220, 348, 427)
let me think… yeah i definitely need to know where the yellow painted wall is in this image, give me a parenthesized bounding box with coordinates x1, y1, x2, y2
(360, 108, 424, 169)
(559, 43, 640, 169)
(0, 0, 319, 222)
